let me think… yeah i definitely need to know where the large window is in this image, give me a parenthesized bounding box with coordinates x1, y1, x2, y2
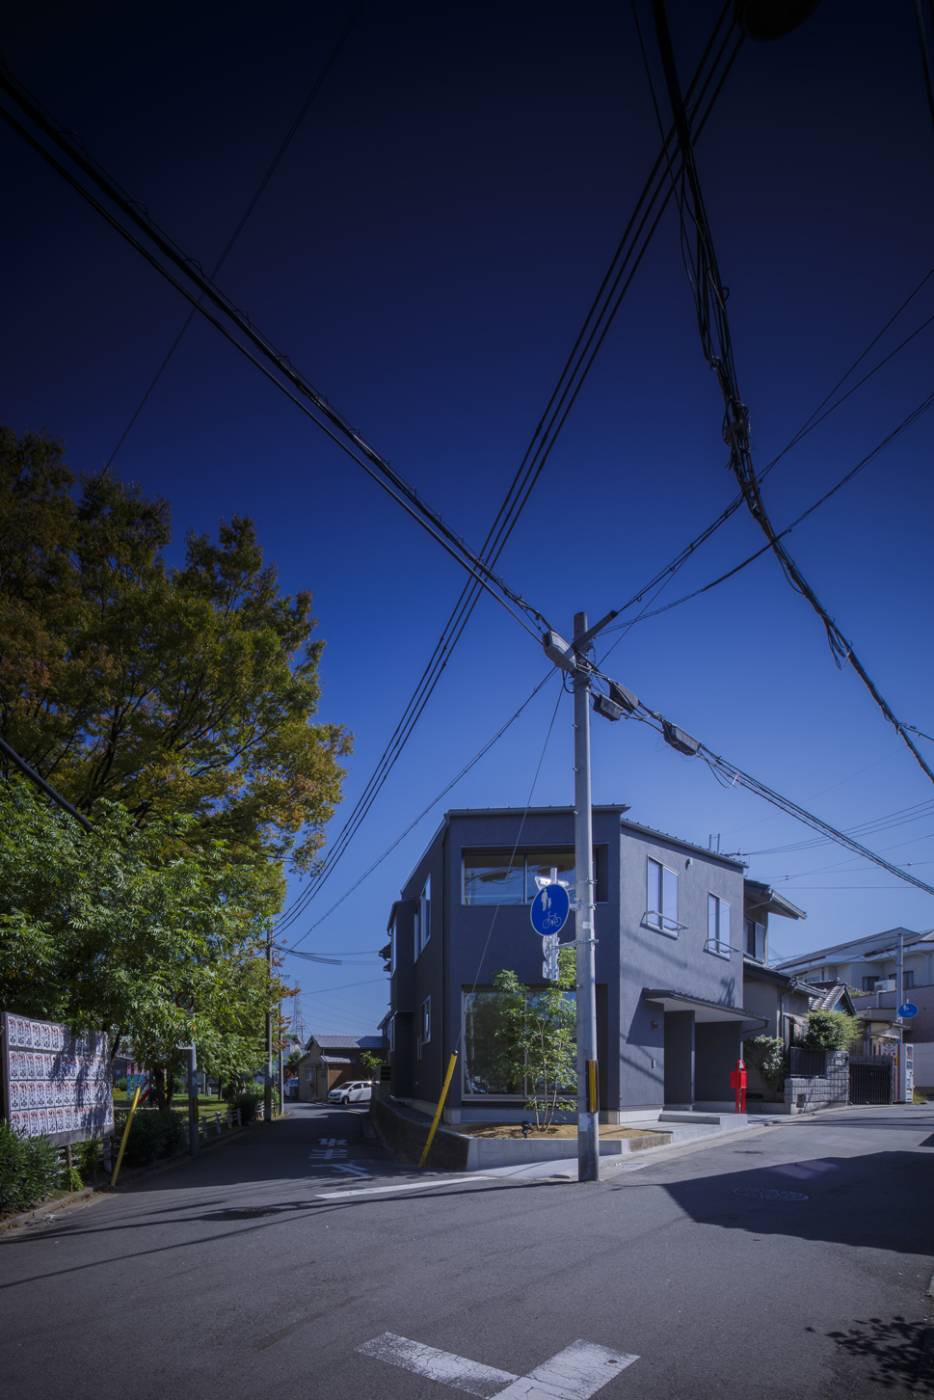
(389, 916, 396, 974)
(415, 875, 431, 957)
(707, 894, 731, 957)
(645, 858, 679, 935)
(462, 990, 576, 1097)
(462, 848, 597, 905)
(745, 918, 765, 961)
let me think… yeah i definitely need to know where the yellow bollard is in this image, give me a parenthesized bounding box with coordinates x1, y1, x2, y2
(111, 1085, 142, 1188)
(418, 1052, 458, 1169)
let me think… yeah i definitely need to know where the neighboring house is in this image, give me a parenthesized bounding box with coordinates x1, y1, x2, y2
(775, 927, 931, 1074)
(741, 883, 811, 1047)
(384, 805, 773, 1123)
(297, 1034, 385, 1102)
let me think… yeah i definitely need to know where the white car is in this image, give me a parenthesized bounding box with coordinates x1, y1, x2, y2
(327, 1080, 372, 1106)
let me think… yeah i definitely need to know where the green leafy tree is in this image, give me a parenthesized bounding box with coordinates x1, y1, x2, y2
(802, 1009, 861, 1051)
(487, 947, 577, 1129)
(0, 427, 350, 871)
(359, 1050, 384, 1080)
(0, 776, 289, 1100)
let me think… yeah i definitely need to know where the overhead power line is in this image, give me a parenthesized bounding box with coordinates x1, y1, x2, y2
(583, 658, 934, 897)
(593, 265, 934, 659)
(272, 6, 744, 936)
(650, 0, 934, 788)
(0, 735, 92, 831)
(0, 64, 548, 644)
(102, 12, 358, 474)
(613, 385, 934, 628)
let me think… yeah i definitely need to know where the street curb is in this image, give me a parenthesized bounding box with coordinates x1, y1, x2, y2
(110, 1123, 250, 1191)
(0, 1123, 252, 1233)
(0, 1186, 100, 1235)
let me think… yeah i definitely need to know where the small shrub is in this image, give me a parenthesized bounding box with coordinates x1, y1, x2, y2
(121, 1109, 185, 1168)
(75, 1138, 103, 1180)
(114, 1077, 128, 1094)
(745, 1036, 787, 1091)
(914, 1088, 928, 1105)
(235, 1089, 262, 1123)
(64, 1165, 83, 1193)
(0, 1124, 62, 1214)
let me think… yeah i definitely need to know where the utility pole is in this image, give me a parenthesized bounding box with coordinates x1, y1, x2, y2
(264, 932, 274, 1124)
(573, 612, 600, 1183)
(896, 929, 906, 1103)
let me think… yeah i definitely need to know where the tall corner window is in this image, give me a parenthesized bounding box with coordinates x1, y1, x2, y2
(707, 894, 731, 957)
(420, 995, 431, 1047)
(645, 857, 679, 935)
(415, 875, 431, 957)
(745, 918, 765, 961)
(389, 917, 397, 975)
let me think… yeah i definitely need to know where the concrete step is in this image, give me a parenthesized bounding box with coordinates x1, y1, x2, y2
(658, 1111, 724, 1125)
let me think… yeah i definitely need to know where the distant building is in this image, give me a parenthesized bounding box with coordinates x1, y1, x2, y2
(297, 1033, 385, 1102)
(776, 927, 933, 1087)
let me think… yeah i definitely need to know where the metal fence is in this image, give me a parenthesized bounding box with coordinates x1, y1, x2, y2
(848, 1055, 893, 1105)
(788, 1045, 827, 1077)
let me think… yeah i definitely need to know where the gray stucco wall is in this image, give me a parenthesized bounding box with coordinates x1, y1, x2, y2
(618, 827, 744, 1108)
(664, 1011, 695, 1103)
(695, 1022, 743, 1100)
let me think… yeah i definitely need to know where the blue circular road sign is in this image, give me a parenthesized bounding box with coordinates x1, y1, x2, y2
(530, 883, 570, 936)
(898, 1001, 918, 1018)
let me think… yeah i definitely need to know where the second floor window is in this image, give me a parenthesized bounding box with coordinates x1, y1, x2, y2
(462, 849, 587, 905)
(415, 875, 431, 957)
(645, 858, 679, 935)
(745, 919, 765, 961)
(707, 894, 731, 957)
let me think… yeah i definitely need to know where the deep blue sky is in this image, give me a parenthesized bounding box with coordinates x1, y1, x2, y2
(3, 1, 933, 1035)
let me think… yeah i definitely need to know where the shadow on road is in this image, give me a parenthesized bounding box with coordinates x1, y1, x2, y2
(810, 1315, 934, 1395)
(630, 1151, 934, 1257)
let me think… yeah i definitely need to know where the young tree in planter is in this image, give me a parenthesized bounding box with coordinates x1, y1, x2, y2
(488, 946, 577, 1129)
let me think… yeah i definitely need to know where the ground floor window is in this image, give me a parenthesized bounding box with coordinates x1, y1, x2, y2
(462, 989, 576, 1097)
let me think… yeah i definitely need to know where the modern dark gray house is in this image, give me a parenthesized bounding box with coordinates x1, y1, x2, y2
(384, 805, 798, 1123)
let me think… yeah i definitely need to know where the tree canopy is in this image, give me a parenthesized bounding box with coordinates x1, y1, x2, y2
(0, 776, 287, 1083)
(0, 426, 350, 871)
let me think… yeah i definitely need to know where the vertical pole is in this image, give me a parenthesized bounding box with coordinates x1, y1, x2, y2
(278, 1043, 285, 1114)
(573, 611, 600, 1183)
(187, 1044, 199, 1157)
(265, 932, 274, 1125)
(896, 929, 906, 1103)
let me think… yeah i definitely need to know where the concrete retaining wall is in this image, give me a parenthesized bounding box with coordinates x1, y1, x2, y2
(784, 1050, 848, 1113)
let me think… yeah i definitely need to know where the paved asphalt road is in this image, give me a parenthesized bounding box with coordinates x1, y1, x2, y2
(1, 1103, 932, 1400)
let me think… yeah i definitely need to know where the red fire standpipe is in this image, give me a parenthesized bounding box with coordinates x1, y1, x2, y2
(729, 1058, 748, 1113)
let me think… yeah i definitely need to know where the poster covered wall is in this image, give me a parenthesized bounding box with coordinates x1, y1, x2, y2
(1, 1012, 114, 1146)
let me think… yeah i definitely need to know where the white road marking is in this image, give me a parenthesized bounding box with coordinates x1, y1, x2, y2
(494, 1341, 638, 1399)
(358, 1333, 516, 1398)
(331, 1162, 372, 1178)
(357, 1333, 638, 1399)
(317, 1176, 485, 1200)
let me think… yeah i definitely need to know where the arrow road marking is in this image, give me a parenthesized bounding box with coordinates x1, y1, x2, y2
(357, 1332, 638, 1399)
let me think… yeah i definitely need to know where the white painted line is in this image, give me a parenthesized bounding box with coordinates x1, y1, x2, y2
(494, 1341, 638, 1399)
(317, 1175, 485, 1200)
(331, 1163, 372, 1178)
(358, 1332, 517, 1398)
